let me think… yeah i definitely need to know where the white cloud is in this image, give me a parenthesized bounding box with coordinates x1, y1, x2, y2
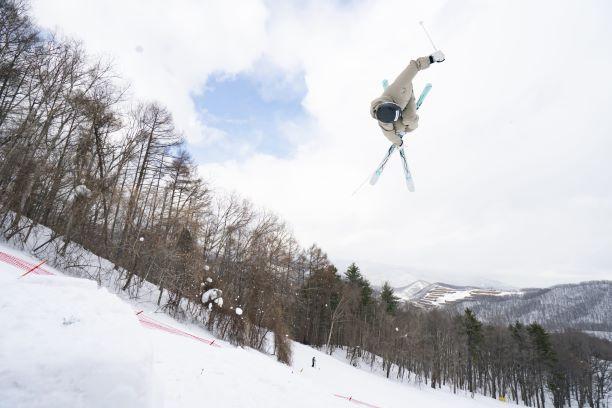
(31, 0, 268, 145)
(32, 0, 612, 287)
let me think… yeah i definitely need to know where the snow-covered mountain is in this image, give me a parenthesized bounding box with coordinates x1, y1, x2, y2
(395, 279, 612, 338)
(452, 281, 612, 334)
(394, 280, 432, 300)
(397, 281, 519, 307)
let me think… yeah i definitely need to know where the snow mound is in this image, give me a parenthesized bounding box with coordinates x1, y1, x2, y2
(0, 262, 155, 408)
(201, 288, 223, 307)
(69, 184, 92, 200)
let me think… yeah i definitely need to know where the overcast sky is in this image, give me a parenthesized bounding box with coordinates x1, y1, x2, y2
(32, 0, 612, 288)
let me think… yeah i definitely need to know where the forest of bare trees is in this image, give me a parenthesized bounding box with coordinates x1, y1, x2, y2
(1, 2, 611, 406)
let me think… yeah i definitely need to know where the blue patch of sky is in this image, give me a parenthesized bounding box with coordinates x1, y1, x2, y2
(191, 67, 308, 163)
(37, 28, 55, 42)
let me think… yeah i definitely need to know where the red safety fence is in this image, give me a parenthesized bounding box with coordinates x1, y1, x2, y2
(333, 394, 382, 408)
(136, 311, 221, 347)
(0, 251, 54, 275)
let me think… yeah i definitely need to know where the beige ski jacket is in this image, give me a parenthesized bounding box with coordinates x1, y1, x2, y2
(370, 56, 431, 146)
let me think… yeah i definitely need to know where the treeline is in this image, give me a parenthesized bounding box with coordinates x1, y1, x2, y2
(1, 2, 611, 407)
(294, 262, 612, 407)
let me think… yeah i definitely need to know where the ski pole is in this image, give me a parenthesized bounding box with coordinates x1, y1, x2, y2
(419, 21, 438, 51)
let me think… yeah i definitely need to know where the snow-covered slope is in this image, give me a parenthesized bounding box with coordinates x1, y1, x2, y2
(0, 242, 508, 408)
(394, 279, 431, 301)
(0, 245, 155, 408)
(405, 282, 518, 308)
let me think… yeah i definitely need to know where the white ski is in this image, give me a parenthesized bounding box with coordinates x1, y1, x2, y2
(369, 143, 397, 185)
(398, 146, 415, 192)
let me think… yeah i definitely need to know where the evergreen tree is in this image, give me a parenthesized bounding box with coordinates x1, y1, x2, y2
(344, 262, 361, 283)
(527, 323, 555, 363)
(343, 263, 373, 309)
(380, 281, 399, 314)
(360, 278, 373, 307)
(462, 308, 483, 393)
(527, 323, 563, 407)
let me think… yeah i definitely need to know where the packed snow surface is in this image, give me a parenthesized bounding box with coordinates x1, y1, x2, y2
(0, 242, 508, 408)
(0, 245, 155, 408)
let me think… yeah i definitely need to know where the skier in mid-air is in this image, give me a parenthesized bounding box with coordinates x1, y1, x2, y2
(370, 50, 445, 147)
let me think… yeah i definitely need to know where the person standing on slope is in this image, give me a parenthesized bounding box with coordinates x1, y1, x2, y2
(370, 50, 445, 147)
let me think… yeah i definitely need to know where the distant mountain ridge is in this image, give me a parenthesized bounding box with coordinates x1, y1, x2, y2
(452, 280, 612, 333)
(394, 280, 431, 300)
(395, 281, 520, 308)
(395, 280, 612, 338)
